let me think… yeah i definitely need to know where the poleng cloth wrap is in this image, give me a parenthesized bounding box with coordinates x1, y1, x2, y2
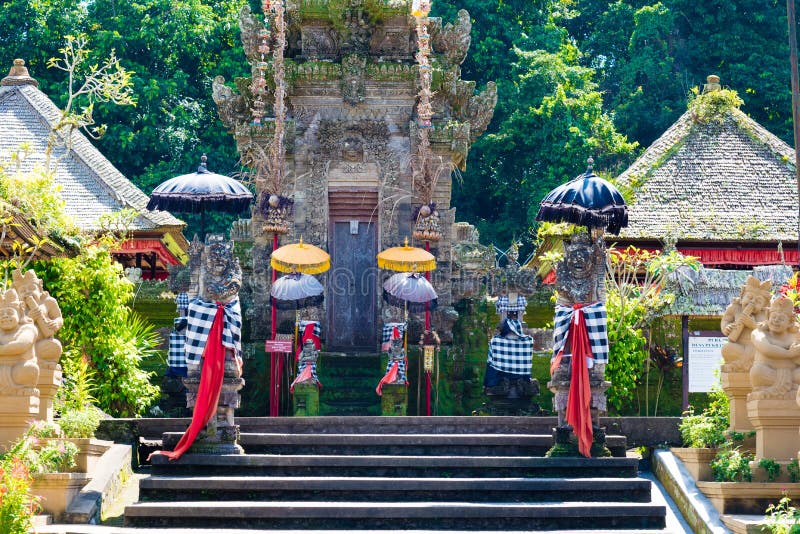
(553, 302, 608, 363)
(487, 320, 533, 375)
(185, 297, 242, 365)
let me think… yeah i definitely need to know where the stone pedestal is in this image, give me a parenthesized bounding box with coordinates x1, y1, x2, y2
(184, 356, 245, 455)
(292, 382, 320, 416)
(547, 357, 610, 456)
(747, 398, 800, 461)
(380, 384, 407, 416)
(0, 394, 40, 450)
(474, 378, 540, 416)
(159, 375, 190, 418)
(36, 362, 62, 421)
(721, 371, 754, 432)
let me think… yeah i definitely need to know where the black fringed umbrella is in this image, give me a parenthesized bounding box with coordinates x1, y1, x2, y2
(535, 158, 628, 235)
(146, 155, 253, 235)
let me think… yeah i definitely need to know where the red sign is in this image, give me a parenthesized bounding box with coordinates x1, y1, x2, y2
(265, 340, 293, 353)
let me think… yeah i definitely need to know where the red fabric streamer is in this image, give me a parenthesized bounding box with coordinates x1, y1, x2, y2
(290, 364, 316, 393)
(565, 306, 593, 458)
(295, 322, 321, 360)
(149, 303, 226, 462)
(375, 361, 399, 396)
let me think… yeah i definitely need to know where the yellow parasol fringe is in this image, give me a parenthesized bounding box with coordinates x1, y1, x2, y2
(377, 257, 436, 272)
(271, 257, 331, 274)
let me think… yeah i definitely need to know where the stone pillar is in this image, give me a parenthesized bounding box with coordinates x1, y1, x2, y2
(0, 394, 39, 450)
(381, 384, 407, 416)
(184, 356, 245, 454)
(721, 372, 754, 433)
(292, 383, 319, 416)
(36, 362, 62, 421)
(747, 399, 800, 461)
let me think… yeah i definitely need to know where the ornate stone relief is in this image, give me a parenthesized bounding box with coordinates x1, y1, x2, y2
(341, 54, 367, 106)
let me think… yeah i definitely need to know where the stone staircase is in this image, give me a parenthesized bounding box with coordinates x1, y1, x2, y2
(124, 417, 668, 531)
(317, 353, 384, 416)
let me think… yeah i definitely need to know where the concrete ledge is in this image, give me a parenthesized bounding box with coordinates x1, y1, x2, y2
(61, 444, 132, 524)
(652, 449, 729, 534)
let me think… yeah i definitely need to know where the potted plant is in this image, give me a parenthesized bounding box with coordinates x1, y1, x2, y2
(671, 388, 729, 481)
(0, 437, 41, 534)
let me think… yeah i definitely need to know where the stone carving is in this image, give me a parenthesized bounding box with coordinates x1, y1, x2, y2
(340, 5, 372, 55)
(555, 232, 606, 307)
(431, 9, 471, 67)
(0, 289, 38, 396)
(385, 334, 407, 384)
(370, 25, 413, 58)
(721, 276, 771, 373)
(301, 25, 340, 60)
(200, 237, 243, 304)
(295, 339, 320, 387)
(466, 81, 497, 142)
(239, 5, 266, 63)
(212, 75, 250, 132)
(749, 296, 800, 401)
(341, 54, 367, 106)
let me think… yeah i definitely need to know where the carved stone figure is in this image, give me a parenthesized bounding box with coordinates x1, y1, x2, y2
(0, 289, 38, 395)
(721, 276, 771, 373)
(301, 25, 340, 60)
(386, 335, 406, 384)
(200, 238, 243, 304)
(295, 339, 320, 386)
(746, 296, 800, 463)
(555, 232, 606, 307)
(431, 9, 471, 67)
(749, 297, 800, 401)
(341, 54, 367, 106)
(12, 269, 63, 420)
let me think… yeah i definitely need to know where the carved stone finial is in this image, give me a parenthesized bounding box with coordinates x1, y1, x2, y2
(586, 157, 594, 173)
(703, 74, 721, 93)
(198, 154, 209, 173)
(1, 59, 38, 88)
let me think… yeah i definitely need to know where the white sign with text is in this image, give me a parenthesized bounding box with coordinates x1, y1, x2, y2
(688, 333, 726, 392)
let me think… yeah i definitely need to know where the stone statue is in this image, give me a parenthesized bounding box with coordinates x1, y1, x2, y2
(548, 230, 610, 456)
(294, 338, 320, 387)
(431, 9, 471, 67)
(721, 276, 771, 373)
(385, 334, 407, 384)
(200, 238, 242, 304)
(0, 289, 39, 395)
(12, 269, 63, 361)
(749, 296, 800, 401)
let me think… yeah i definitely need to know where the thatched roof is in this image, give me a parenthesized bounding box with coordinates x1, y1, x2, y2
(664, 264, 792, 317)
(615, 92, 797, 244)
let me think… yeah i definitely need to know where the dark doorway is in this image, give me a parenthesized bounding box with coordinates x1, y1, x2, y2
(328, 219, 378, 351)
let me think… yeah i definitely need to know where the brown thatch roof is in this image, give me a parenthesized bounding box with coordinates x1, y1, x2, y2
(615, 100, 797, 244)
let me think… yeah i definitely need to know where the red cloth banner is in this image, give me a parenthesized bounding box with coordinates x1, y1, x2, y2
(150, 303, 226, 462)
(375, 361, 400, 396)
(566, 306, 593, 458)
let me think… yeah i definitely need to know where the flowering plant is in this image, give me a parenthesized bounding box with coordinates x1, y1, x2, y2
(0, 440, 40, 534)
(777, 272, 800, 314)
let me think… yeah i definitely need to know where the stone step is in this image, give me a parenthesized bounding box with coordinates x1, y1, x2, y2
(124, 500, 667, 530)
(161, 431, 625, 457)
(138, 475, 653, 503)
(235, 416, 559, 435)
(149, 454, 640, 478)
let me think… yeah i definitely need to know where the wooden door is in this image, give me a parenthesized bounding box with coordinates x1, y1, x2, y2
(328, 219, 378, 350)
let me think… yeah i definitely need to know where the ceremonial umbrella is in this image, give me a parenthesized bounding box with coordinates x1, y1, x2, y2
(376, 237, 436, 272)
(270, 237, 331, 275)
(268, 237, 330, 416)
(534, 158, 628, 235)
(271, 272, 324, 310)
(146, 155, 253, 236)
(382, 272, 438, 313)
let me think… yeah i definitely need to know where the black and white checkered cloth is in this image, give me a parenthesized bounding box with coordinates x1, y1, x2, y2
(185, 297, 242, 365)
(384, 358, 407, 382)
(487, 330, 534, 376)
(298, 320, 321, 340)
(167, 317, 188, 369)
(175, 292, 190, 314)
(381, 322, 407, 352)
(552, 303, 609, 363)
(496, 295, 528, 313)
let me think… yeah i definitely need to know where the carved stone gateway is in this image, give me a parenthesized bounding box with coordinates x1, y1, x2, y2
(214, 0, 495, 396)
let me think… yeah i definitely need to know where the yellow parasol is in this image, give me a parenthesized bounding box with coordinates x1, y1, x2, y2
(376, 237, 436, 272)
(270, 236, 331, 274)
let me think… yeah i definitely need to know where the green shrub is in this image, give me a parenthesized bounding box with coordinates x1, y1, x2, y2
(789, 459, 800, 484)
(35, 440, 78, 474)
(710, 447, 753, 482)
(678, 387, 729, 448)
(759, 458, 782, 482)
(27, 420, 63, 439)
(764, 492, 800, 534)
(58, 407, 102, 439)
(0, 439, 40, 534)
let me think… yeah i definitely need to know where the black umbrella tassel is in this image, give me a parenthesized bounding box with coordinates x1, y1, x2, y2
(535, 203, 628, 235)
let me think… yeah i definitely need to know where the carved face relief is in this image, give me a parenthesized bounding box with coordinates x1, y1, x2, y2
(565, 244, 592, 279)
(767, 308, 792, 334)
(0, 306, 19, 332)
(16, 282, 41, 302)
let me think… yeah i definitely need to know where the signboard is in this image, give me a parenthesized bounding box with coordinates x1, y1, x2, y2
(688, 331, 726, 392)
(265, 340, 293, 353)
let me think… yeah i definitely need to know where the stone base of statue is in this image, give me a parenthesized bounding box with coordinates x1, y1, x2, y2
(473, 378, 541, 416)
(546, 425, 611, 458)
(36, 361, 62, 421)
(380, 383, 407, 416)
(547, 357, 610, 457)
(292, 382, 320, 416)
(0, 393, 40, 450)
(183, 357, 245, 455)
(722, 371, 754, 433)
(747, 398, 800, 461)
